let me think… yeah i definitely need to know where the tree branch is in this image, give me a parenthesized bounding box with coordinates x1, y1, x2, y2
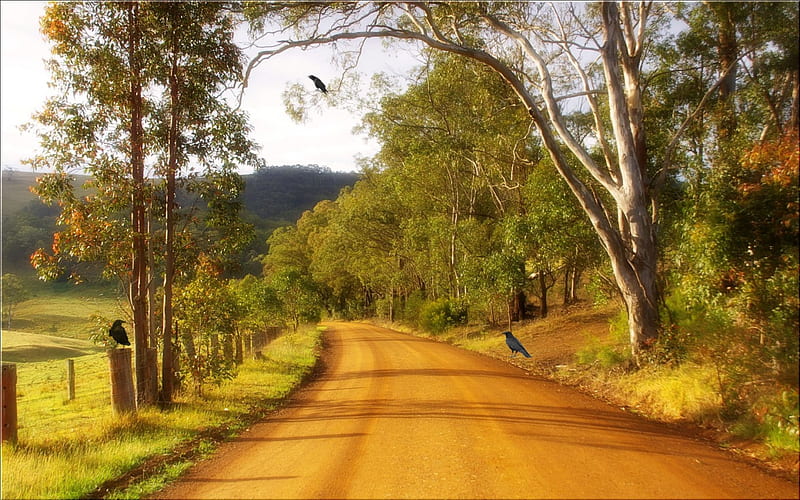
(482, 10, 619, 191)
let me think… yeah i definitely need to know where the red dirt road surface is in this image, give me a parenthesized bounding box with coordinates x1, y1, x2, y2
(156, 323, 799, 499)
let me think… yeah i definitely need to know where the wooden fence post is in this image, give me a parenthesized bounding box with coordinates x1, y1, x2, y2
(2, 363, 17, 443)
(108, 349, 136, 415)
(66, 359, 75, 401)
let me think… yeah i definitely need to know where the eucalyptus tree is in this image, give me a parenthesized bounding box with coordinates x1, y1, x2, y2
(271, 269, 322, 332)
(521, 163, 604, 315)
(147, 2, 258, 402)
(314, 173, 410, 317)
(138, 2, 255, 401)
(362, 52, 535, 302)
(27, 2, 258, 403)
(28, 2, 156, 403)
(243, 2, 709, 360)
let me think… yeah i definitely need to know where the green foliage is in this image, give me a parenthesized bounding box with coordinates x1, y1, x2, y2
(576, 311, 631, 369)
(2, 273, 31, 328)
(271, 268, 322, 332)
(732, 389, 800, 455)
(396, 290, 426, 324)
(186, 165, 255, 274)
(230, 274, 282, 332)
(175, 256, 242, 395)
(419, 298, 468, 334)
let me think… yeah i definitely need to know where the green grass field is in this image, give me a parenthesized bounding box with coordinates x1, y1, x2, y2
(9, 281, 126, 339)
(2, 330, 104, 362)
(1, 284, 324, 499)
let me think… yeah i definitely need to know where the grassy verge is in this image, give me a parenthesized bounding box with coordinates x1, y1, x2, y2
(1, 325, 324, 499)
(552, 355, 799, 473)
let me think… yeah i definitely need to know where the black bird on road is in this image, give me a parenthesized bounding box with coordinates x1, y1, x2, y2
(308, 74, 328, 93)
(109, 319, 130, 346)
(502, 331, 531, 358)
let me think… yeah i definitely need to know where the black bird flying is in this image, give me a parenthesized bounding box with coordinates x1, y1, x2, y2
(308, 74, 328, 93)
(502, 331, 531, 358)
(109, 319, 130, 346)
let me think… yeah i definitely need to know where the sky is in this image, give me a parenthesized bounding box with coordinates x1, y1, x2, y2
(0, 2, 419, 174)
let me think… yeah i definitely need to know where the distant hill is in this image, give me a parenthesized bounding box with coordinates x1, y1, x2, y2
(239, 165, 360, 274)
(242, 165, 359, 224)
(1, 166, 359, 219)
(1, 170, 40, 215)
(1, 165, 360, 275)
(1, 170, 91, 215)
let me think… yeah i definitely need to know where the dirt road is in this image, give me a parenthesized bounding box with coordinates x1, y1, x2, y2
(156, 323, 798, 499)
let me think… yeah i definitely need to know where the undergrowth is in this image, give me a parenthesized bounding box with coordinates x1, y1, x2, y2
(560, 303, 799, 463)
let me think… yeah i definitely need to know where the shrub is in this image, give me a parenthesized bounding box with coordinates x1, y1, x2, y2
(576, 336, 629, 368)
(732, 389, 800, 455)
(419, 298, 468, 334)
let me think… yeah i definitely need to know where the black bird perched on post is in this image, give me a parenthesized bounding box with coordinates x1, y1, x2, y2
(308, 74, 327, 93)
(502, 331, 531, 358)
(109, 319, 130, 346)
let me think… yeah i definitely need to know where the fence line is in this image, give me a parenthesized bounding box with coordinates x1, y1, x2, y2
(9, 326, 288, 442)
(12, 352, 112, 440)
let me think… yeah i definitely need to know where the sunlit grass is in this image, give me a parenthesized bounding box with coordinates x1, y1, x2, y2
(11, 282, 125, 339)
(611, 362, 723, 422)
(1, 326, 324, 499)
(12, 353, 110, 443)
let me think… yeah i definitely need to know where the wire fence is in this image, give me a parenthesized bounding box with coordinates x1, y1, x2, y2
(13, 353, 111, 442)
(8, 327, 286, 443)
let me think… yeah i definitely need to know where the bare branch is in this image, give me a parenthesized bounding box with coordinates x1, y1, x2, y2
(482, 11, 619, 191)
(550, 5, 617, 179)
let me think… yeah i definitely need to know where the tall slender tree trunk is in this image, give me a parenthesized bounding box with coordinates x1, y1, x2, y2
(161, 170, 175, 402)
(160, 25, 180, 403)
(128, 1, 152, 406)
(147, 212, 158, 348)
(709, 2, 739, 142)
